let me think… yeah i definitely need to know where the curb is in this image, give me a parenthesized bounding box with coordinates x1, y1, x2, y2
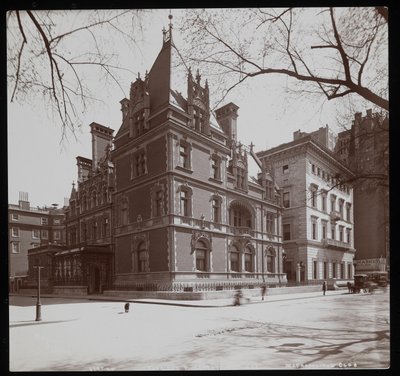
(10, 290, 348, 308)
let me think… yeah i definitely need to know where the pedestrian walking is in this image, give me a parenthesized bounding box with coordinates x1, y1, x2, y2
(322, 281, 327, 296)
(261, 283, 267, 301)
(124, 302, 130, 313)
(347, 281, 352, 294)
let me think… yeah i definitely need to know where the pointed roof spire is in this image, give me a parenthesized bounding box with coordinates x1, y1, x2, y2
(163, 12, 173, 44)
(70, 181, 77, 200)
(168, 11, 173, 29)
(196, 69, 201, 84)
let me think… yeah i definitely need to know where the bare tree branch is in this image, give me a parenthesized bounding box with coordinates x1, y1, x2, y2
(181, 7, 388, 111)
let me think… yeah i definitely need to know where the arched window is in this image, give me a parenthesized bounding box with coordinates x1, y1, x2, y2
(244, 246, 254, 272)
(230, 245, 240, 272)
(195, 239, 209, 272)
(266, 247, 276, 273)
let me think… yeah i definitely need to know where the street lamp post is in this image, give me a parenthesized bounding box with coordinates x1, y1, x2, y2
(33, 265, 44, 321)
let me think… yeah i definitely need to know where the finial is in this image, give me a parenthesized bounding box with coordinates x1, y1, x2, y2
(145, 70, 148, 81)
(137, 72, 141, 80)
(168, 12, 173, 27)
(188, 67, 192, 77)
(72, 181, 75, 189)
(196, 69, 201, 84)
(205, 79, 209, 88)
(250, 142, 255, 152)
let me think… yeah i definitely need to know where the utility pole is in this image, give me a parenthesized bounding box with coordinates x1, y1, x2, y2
(33, 265, 44, 321)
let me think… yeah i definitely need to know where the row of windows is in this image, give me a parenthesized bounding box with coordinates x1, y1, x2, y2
(10, 227, 61, 240)
(310, 162, 350, 194)
(72, 186, 109, 215)
(129, 240, 277, 274)
(127, 143, 225, 185)
(118, 189, 277, 235)
(309, 189, 352, 221)
(10, 241, 43, 254)
(68, 218, 110, 245)
(283, 189, 352, 222)
(10, 214, 58, 225)
(283, 222, 352, 243)
(312, 260, 353, 280)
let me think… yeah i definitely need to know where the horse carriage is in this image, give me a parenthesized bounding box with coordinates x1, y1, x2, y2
(349, 274, 379, 294)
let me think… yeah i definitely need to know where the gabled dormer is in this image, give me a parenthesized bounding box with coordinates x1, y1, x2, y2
(187, 68, 211, 136)
(228, 141, 248, 191)
(129, 74, 151, 138)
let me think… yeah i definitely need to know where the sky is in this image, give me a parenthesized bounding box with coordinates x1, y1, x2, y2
(7, 8, 381, 208)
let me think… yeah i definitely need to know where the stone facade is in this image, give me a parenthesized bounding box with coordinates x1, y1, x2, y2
(257, 134, 356, 285)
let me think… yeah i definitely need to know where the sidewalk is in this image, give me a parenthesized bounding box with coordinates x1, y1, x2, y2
(10, 289, 348, 308)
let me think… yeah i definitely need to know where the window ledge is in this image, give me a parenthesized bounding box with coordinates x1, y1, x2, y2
(208, 177, 223, 184)
(176, 165, 193, 174)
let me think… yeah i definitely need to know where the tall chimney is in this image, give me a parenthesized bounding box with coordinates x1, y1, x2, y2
(90, 122, 114, 171)
(215, 102, 239, 144)
(18, 191, 30, 210)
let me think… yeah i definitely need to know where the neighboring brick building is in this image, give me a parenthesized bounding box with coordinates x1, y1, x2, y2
(336, 110, 389, 272)
(110, 21, 286, 293)
(8, 192, 65, 292)
(55, 123, 115, 294)
(257, 133, 356, 285)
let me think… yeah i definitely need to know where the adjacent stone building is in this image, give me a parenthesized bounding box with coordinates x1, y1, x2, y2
(257, 132, 356, 285)
(110, 21, 286, 293)
(336, 110, 389, 273)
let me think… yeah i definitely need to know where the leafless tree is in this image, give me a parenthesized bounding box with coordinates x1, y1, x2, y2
(7, 9, 146, 138)
(180, 7, 388, 112)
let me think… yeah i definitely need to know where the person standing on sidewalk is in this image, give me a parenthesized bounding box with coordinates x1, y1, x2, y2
(322, 281, 327, 296)
(261, 283, 267, 301)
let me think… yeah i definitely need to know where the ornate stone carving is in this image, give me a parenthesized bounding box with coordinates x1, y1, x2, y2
(190, 230, 212, 254)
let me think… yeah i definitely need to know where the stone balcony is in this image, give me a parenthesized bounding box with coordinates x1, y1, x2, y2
(322, 238, 352, 251)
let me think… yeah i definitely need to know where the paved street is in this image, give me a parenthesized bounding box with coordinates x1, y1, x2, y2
(9, 289, 389, 371)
